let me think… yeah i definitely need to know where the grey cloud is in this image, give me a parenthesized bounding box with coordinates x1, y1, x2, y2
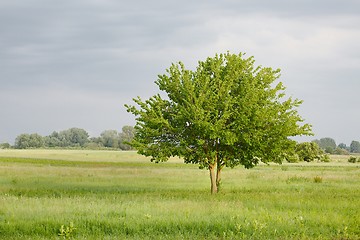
(0, 0, 359, 144)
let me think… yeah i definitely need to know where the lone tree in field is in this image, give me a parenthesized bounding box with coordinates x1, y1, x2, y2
(125, 52, 312, 193)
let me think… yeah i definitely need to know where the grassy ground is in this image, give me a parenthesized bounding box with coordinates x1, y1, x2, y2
(0, 149, 359, 239)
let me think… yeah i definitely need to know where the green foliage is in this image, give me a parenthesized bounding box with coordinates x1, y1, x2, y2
(313, 138, 336, 153)
(350, 140, 360, 153)
(100, 130, 119, 148)
(348, 156, 357, 163)
(98, 126, 135, 150)
(319, 153, 331, 162)
(324, 146, 334, 154)
(63, 128, 89, 147)
(31, 128, 90, 148)
(15, 133, 44, 149)
(313, 176, 323, 183)
(58, 222, 76, 239)
(334, 147, 349, 155)
(0, 142, 11, 149)
(294, 142, 325, 162)
(284, 153, 299, 163)
(126, 52, 312, 193)
(44, 131, 63, 147)
(13, 126, 135, 150)
(338, 143, 347, 149)
(119, 125, 135, 150)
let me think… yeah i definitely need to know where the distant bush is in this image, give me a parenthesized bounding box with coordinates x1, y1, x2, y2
(320, 154, 330, 162)
(348, 156, 357, 163)
(0, 142, 11, 149)
(314, 176, 323, 183)
(284, 153, 299, 163)
(334, 147, 349, 155)
(295, 142, 326, 162)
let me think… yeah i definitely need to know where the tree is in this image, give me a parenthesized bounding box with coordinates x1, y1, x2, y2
(59, 128, 89, 147)
(0, 142, 11, 149)
(44, 131, 62, 147)
(15, 133, 44, 149)
(334, 147, 349, 155)
(295, 142, 325, 162)
(350, 140, 360, 153)
(126, 52, 312, 193)
(119, 126, 135, 150)
(338, 143, 347, 149)
(100, 130, 119, 148)
(88, 137, 104, 149)
(15, 134, 31, 149)
(29, 133, 44, 148)
(313, 138, 336, 153)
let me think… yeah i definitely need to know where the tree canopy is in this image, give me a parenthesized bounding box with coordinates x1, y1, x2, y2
(15, 133, 44, 149)
(350, 141, 360, 153)
(126, 52, 312, 193)
(312, 137, 337, 153)
(294, 142, 328, 162)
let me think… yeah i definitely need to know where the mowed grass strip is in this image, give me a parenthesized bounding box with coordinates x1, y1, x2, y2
(0, 156, 186, 169)
(0, 150, 359, 239)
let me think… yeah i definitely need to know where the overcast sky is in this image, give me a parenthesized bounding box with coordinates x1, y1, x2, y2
(1, 0, 359, 145)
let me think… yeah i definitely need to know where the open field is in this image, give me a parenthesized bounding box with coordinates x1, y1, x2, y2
(0, 149, 359, 239)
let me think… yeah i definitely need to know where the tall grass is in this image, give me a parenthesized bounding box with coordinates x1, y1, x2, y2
(0, 150, 359, 239)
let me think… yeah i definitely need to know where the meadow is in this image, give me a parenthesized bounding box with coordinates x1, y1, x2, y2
(0, 149, 359, 239)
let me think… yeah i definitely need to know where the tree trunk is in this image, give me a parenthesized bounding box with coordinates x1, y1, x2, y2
(216, 165, 222, 191)
(209, 163, 218, 194)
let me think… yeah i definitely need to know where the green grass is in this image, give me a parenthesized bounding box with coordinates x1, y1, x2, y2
(0, 149, 359, 239)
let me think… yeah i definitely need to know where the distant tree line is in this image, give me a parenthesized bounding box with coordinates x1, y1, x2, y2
(312, 137, 360, 154)
(1, 132, 359, 156)
(0, 126, 135, 150)
(286, 138, 360, 163)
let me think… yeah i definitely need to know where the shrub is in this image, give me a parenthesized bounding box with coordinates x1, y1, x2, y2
(295, 142, 324, 162)
(58, 222, 76, 239)
(0, 142, 11, 149)
(334, 147, 349, 155)
(314, 176, 323, 183)
(320, 154, 330, 162)
(348, 156, 357, 163)
(284, 153, 299, 163)
(324, 146, 334, 154)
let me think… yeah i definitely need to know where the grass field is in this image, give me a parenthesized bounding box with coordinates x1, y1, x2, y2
(0, 149, 359, 239)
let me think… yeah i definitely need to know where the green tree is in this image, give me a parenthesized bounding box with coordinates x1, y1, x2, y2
(313, 138, 336, 153)
(0, 142, 11, 149)
(15, 134, 31, 149)
(59, 128, 89, 147)
(350, 140, 360, 153)
(88, 137, 104, 149)
(338, 143, 347, 149)
(29, 133, 44, 148)
(15, 133, 44, 149)
(44, 131, 62, 147)
(334, 147, 349, 155)
(126, 52, 312, 193)
(295, 142, 324, 162)
(100, 130, 119, 148)
(119, 126, 135, 150)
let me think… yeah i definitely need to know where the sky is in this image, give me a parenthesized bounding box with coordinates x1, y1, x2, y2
(0, 0, 359, 145)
